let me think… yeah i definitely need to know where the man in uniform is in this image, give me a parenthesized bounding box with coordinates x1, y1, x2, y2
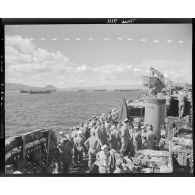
(120, 119, 131, 155)
(133, 127, 142, 152)
(110, 125, 121, 151)
(73, 131, 85, 165)
(58, 136, 73, 174)
(120, 119, 130, 137)
(146, 125, 156, 149)
(82, 121, 90, 141)
(100, 121, 108, 145)
(96, 145, 111, 173)
(84, 130, 101, 171)
(165, 94, 172, 116)
(178, 93, 187, 118)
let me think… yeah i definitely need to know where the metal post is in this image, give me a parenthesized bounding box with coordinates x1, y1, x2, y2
(22, 136, 26, 159)
(46, 130, 51, 167)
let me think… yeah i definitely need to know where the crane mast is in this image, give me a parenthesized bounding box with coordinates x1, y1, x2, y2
(142, 67, 167, 94)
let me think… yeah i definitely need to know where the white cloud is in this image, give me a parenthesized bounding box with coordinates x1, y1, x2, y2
(75, 38, 81, 41)
(75, 64, 89, 73)
(88, 38, 93, 41)
(103, 37, 110, 41)
(140, 38, 147, 42)
(52, 38, 58, 41)
(5, 35, 87, 87)
(133, 67, 141, 71)
(127, 38, 133, 41)
(178, 40, 184, 44)
(41, 38, 46, 41)
(167, 40, 172, 43)
(5, 35, 192, 88)
(153, 40, 159, 43)
(117, 37, 123, 40)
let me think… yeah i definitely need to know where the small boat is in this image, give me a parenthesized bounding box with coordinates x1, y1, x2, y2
(29, 90, 52, 94)
(20, 90, 29, 93)
(93, 89, 107, 91)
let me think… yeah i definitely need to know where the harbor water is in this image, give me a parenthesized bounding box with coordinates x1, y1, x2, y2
(5, 90, 144, 138)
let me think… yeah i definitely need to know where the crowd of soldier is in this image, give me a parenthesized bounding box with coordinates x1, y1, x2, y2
(58, 108, 161, 174)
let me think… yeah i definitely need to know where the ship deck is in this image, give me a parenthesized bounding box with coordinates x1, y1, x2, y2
(69, 155, 89, 174)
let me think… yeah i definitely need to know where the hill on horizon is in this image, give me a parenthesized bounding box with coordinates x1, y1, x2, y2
(5, 83, 58, 91)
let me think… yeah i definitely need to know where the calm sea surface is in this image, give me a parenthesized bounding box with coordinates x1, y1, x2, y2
(5, 91, 143, 138)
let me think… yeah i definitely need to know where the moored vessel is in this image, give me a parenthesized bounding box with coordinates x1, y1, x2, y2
(29, 90, 52, 94)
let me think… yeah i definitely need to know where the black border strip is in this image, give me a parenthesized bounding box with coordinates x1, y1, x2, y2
(0, 18, 194, 177)
(0, 18, 5, 175)
(1, 18, 192, 25)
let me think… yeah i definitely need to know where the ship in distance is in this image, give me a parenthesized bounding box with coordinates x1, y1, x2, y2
(20, 89, 56, 94)
(93, 89, 107, 91)
(29, 89, 54, 94)
(20, 90, 29, 93)
(19, 84, 57, 94)
(115, 89, 141, 92)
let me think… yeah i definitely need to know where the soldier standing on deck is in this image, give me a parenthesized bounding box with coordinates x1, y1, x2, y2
(96, 145, 111, 173)
(110, 125, 121, 151)
(178, 93, 187, 118)
(58, 137, 73, 174)
(133, 126, 142, 152)
(73, 131, 85, 165)
(146, 125, 156, 149)
(82, 121, 90, 141)
(84, 130, 101, 171)
(165, 94, 172, 116)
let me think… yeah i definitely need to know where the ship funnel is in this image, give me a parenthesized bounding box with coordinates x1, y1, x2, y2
(144, 97, 166, 143)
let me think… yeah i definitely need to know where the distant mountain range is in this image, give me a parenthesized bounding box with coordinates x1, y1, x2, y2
(60, 84, 144, 91)
(5, 82, 190, 92)
(5, 83, 58, 91)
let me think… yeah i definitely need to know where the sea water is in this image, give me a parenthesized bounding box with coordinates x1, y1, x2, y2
(5, 90, 143, 138)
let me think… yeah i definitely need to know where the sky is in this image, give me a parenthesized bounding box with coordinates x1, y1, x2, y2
(5, 24, 192, 89)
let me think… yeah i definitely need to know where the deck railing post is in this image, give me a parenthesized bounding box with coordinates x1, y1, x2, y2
(22, 136, 26, 159)
(46, 130, 51, 167)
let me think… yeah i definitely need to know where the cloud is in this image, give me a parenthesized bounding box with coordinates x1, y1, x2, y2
(5, 35, 192, 88)
(103, 37, 110, 41)
(64, 38, 69, 41)
(127, 38, 133, 41)
(5, 35, 88, 87)
(5, 35, 143, 88)
(88, 38, 93, 41)
(133, 67, 141, 72)
(75, 38, 81, 41)
(52, 38, 58, 41)
(153, 40, 159, 43)
(117, 37, 123, 40)
(140, 38, 147, 42)
(178, 40, 184, 44)
(167, 40, 172, 43)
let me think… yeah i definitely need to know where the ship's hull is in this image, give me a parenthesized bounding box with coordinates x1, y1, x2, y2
(20, 90, 29, 93)
(29, 90, 52, 94)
